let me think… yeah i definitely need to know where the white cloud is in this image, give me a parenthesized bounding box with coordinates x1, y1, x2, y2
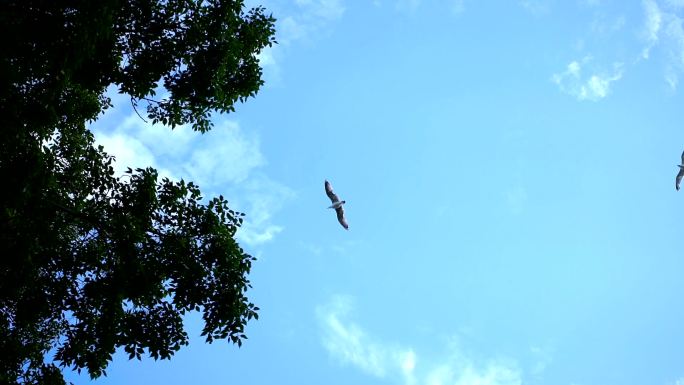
(664, 11, 684, 66)
(90, 105, 289, 247)
(182, 121, 265, 187)
(637, 0, 684, 88)
(242, 0, 345, 85)
(276, 0, 345, 44)
(666, 66, 679, 88)
(582, 70, 623, 99)
(317, 295, 408, 378)
(234, 177, 295, 246)
(95, 132, 156, 174)
(552, 57, 624, 101)
(280, 16, 308, 43)
(94, 114, 265, 187)
(317, 295, 523, 385)
(256, 46, 281, 84)
(238, 223, 283, 245)
(642, 0, 663, 59)
(567, 60, 582, 77)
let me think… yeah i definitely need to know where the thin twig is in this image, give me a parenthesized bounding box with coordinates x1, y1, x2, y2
(141, 97, 162, 104)
(130, 97, 148, 123)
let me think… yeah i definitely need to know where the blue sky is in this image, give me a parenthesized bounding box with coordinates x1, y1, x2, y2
(67, 1, 684, 384)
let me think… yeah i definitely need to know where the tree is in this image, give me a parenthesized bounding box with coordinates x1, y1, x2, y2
(0, 1, 276, 383)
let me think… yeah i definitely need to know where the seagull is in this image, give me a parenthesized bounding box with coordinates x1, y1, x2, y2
(325, 180, 348, 230)
(677, 150, 684, 191)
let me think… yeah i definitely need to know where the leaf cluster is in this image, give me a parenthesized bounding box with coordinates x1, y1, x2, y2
(0, 1, 274, 383)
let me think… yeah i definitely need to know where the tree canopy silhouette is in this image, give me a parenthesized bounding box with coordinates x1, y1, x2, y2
(0, 0, 276, 383)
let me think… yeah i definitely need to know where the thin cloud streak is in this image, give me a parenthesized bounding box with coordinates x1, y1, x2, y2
(317, 295, 419, 381)
(639, 0, 684, 88)
(277, 0, 345, 45)
(642, 0, 663, 59)
(317, 295, 523, 385)
(246, 0, 346, 84)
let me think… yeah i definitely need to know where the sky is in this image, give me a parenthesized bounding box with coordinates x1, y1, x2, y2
(64, 1, 684, 384)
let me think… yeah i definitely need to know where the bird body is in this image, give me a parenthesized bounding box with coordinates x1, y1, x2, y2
(677, 151, 684, 191)
(325, 180, 349, 229)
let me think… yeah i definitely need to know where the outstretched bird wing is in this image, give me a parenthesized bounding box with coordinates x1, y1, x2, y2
(677, 168, 684, 191)
(335, 206, 349, 230)
(325, 180, 340, 203)
(681, 151, 684, 164)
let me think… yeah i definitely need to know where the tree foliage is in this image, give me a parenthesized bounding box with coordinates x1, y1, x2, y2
(0, 1, 275, 383)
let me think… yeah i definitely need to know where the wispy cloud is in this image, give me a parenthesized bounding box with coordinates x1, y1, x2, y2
(559, 0, 684, 91)
(277, 0, 345, 44)
(661, 7, 684, 90)
(664, 12, 684, 59)
(638, 0, 684, 88)
(90, 101, 290, 247)
(317, 295, 523, 385)
(94, 115, 265, 187)
(528, 345, 554, 377)
(256, 46, 281, 84)
(95, 130, 164, 176)
(589, 14, 626, 37)
(299, 241, 323, 256)
(234, 176, 295, 246)
(552, 56, 624, 101)
(665, 65, 679, 88)
(247, 0, 345, 83)
(519, 0, 551, 16)
(642, 0, 663, 59)
(317, 295, 414, 379)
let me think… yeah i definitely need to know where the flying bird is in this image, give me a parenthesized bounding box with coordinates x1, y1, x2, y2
(677, 150, 684, 191)
(325, 180, 348, 230)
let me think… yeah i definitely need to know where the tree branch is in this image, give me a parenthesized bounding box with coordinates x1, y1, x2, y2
(130, 97, 148, 123)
